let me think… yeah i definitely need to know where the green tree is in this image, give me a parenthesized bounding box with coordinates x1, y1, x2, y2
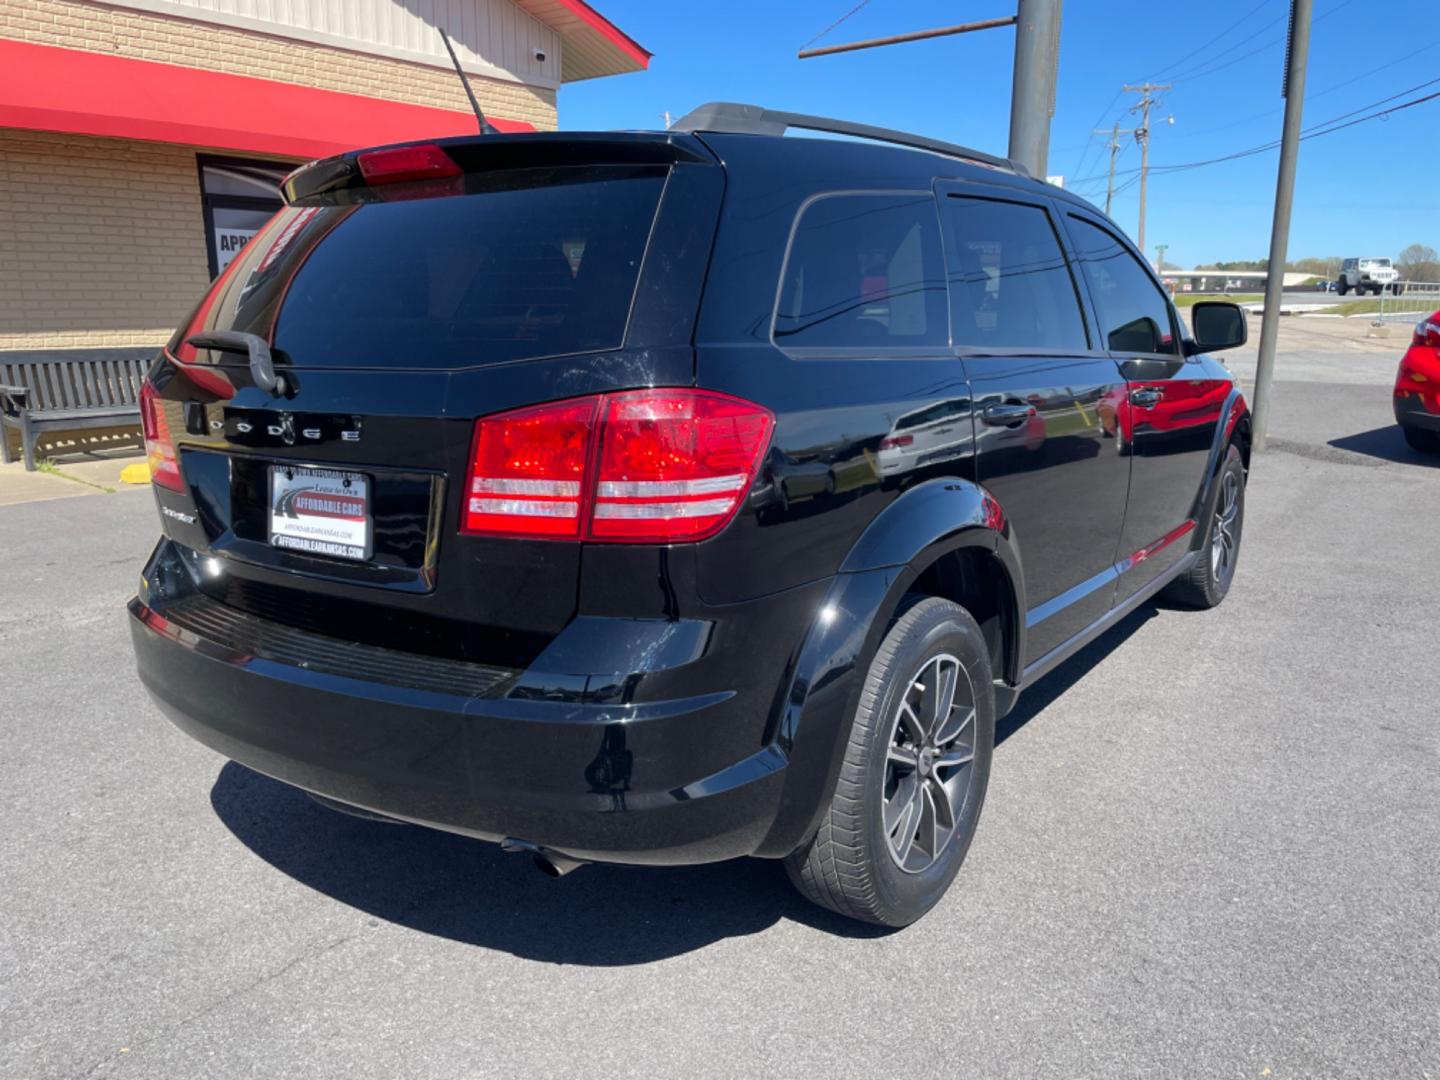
(1397, 244, 1439, 283)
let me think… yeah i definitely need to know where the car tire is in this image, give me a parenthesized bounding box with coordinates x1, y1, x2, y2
(1337, 279, 1348, 296)
(1402, 425, 1440, 453)
(784, 596, 995, 928)
(1163, 443, 1245, 609)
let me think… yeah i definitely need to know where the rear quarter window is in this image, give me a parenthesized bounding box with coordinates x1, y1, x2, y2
(773, 192, 948, 350)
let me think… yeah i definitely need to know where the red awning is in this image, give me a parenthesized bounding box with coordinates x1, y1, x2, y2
(0, 39, 535, 162)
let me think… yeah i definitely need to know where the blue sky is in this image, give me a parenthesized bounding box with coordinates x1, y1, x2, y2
(559, 0, 1438, 268)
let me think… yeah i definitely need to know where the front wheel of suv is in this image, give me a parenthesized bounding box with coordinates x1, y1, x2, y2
(1163, 443, 1245, 609)
(785, 596, 995, 927)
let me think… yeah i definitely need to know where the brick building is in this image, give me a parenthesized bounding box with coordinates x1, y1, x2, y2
(0, 0, 647, 371)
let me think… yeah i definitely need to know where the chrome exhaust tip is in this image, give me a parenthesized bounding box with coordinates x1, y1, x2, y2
(501, 837, 587, 877)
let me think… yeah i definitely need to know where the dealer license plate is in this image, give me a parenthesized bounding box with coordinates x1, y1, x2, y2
(268, 465, 372, 562)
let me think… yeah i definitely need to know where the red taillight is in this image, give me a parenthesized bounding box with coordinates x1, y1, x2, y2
(462, 398, 598, 538)
(461, 390, 774, 543)
(357, 144, 461, 186)
(1414, 312, 1440, 349)
(591, 391, 775, 542)
(879, 434, 914, 450)
(139, 381, 183, 492)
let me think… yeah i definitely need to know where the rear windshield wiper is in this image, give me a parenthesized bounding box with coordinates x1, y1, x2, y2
(185, 331, 288, 397)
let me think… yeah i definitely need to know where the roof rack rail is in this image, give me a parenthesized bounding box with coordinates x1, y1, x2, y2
(670, 101, 1028, 178)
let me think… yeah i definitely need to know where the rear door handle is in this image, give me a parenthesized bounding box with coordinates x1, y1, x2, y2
(981, 403, 1036, 427)
(1129, 387, 1165, 408)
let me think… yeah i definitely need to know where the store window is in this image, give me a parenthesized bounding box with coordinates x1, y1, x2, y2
(197, 156, 291, 278)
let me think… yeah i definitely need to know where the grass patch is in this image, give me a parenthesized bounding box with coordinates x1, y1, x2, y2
(1324, 298, 1416, 315)
(36, 458, 116, 493)
(1172, 293, 1262, 307)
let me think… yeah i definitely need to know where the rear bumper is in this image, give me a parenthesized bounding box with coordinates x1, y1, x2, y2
(1395, 392, 1440, 431)
(129, 541, 822, 867)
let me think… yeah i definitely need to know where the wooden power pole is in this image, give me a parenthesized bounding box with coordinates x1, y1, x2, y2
(1121, 82, 1170, 252)
(1093, 120, 1131, 216)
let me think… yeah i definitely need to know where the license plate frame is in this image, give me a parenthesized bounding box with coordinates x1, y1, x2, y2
(267, 464, 373, 562)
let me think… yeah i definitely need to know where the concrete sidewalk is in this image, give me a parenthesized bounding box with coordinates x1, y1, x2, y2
(0, 450, 150, 507)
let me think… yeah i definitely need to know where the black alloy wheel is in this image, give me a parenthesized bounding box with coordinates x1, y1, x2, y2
(1163, 442, 1245, 609)
(785, 596, 995, 927)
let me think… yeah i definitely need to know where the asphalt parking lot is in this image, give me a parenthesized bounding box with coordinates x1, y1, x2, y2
(2, 321, 1437, 1079)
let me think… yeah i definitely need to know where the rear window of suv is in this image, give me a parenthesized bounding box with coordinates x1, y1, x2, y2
(183, 166, 667, 370)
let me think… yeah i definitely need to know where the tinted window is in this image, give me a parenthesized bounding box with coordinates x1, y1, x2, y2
(1068, 217, 1177, 355)
(775, 193, 947, 349)
(260, 167, 665, 368)
(942, 197, 1088, 352)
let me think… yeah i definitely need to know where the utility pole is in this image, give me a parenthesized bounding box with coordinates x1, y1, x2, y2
(1009, 0, 1063, 177)
(797, 1, 1062, 178)
(1121, 82, 1170, 253)
(1094, 120, 1130, 216)
(1252, 0, 1313, 454)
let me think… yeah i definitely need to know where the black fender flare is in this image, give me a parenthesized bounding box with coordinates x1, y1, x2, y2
(754, 478, 1024, 858)
(840, 478, 1026, 685)
(1188, 386, 1250, 541)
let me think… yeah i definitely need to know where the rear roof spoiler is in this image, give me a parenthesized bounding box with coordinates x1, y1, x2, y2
(281, 132, 715, 205)
(671, 101, 1028, 177)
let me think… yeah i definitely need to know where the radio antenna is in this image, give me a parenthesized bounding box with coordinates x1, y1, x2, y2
(439, 28, 497, 135)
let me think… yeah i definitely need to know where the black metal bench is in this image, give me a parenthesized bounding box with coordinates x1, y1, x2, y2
(1, 352, 149, 471)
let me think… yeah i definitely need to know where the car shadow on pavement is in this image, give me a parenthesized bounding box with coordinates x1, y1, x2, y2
(207, 601, 1167, 961)
(1329, 425, 1440, 467)
(209, 763, 893, 964)
(996, 601, 1160, 746)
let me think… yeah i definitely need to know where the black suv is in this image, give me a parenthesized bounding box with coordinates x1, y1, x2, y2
(129, 104, 1251, 927)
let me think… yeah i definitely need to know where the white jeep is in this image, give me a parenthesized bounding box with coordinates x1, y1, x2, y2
(1337, 257, 1403, 296)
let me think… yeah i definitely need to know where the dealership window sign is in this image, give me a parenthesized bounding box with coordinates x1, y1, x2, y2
(196, 155, 292, 279)
(214, 226, 260, 272)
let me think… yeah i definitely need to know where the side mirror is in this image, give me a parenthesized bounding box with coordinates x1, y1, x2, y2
(1187, 301, 1247, 354)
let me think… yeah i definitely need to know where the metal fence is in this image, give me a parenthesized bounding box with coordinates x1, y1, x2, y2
(1375, 282, 1440, 323)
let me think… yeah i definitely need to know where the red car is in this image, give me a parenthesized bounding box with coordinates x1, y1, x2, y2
(1395, 311, 1440, 453)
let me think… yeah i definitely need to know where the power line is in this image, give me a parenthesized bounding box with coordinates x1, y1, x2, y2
(1147, 88, 1440, 177)
(1068, 2, 1277, 179)
(1152, 83, 1440, 175)
(1147, 0, 1362, 88)
(799, 0, 877, 51)
(1066, 89, 1123, 184)
(1143, 2, 1285, 84)
(1163, 38, 1440, 142)
(1069, 76, 1440, 185)
(1164, 26, 1288, 85)
(1064, 0, 1370, 188)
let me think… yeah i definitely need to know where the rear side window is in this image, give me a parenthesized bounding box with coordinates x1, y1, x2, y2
(257, 167, 665, 368)
(774, 193, 947, 350)
(941, 196, 1088, 352)
(1067, 216, 1177, 356)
